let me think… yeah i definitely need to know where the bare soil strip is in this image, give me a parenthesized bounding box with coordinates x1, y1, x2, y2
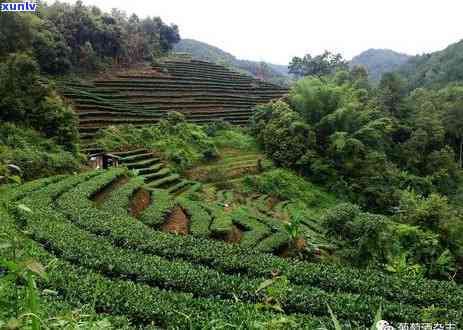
(161, 207, 189, 235)
(130, 188, 151, 218)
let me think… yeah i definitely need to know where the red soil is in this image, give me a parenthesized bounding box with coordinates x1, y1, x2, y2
(92, 176, 129, 207)
(161, 207, 189, 235)
(278, 237, 306, 258)
(130, 188, 151, 218)
(224, 225, 243, 244)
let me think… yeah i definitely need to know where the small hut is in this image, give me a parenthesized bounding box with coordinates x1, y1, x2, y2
(89, 153, 121, 170)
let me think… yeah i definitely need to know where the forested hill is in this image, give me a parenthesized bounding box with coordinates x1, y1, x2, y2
(349, 48, 410, 82)
(173, 38, 292, 85)
(400, 39, 463, 89)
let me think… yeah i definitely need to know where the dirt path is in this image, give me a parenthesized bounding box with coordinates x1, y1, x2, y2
(130, 188, 151, 218)
(161, 207, 189, 235)
(92, 176, 129, 207)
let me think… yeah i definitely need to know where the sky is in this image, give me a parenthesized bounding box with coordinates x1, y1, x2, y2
(46, 0, 463, 65)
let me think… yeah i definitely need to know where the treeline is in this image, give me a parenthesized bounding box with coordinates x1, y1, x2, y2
(0, 0, 180, 74)
(252, 53, 463, 279)
(254, 61, 463, 212)
(0, 0, 180, 182)
(400, 39, 463, 90)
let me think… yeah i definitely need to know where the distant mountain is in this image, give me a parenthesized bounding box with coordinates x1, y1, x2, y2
(173, 39, 292, 86)
(399, 39, 463, 90)
(349, 49, 410, 82)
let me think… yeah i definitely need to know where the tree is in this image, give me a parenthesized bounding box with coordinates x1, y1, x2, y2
(378, 72, 407, 118)
(444, 103, 463, 167)
(0, 54, 78, 152)
(289, 77, 343, 126)
(252, 101, 315, 169)
(0, 3, 37, 58)
(32, 22, 72, 74)
(288, 51, 347, 78)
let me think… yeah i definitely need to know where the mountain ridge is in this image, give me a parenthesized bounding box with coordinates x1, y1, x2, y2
(173, 38, 292, 86)
(349, 48, 411, 82)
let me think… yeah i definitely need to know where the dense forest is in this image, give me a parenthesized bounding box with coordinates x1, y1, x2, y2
(400, 39, 463, 90)
(1, 1, 463, 329)
(0, 0, 179, 73)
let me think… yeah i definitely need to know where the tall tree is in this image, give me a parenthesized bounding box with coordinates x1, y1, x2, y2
(444, 103, 463, 167)
(378, 72, 407, 118)
(288, 51, 348, 78)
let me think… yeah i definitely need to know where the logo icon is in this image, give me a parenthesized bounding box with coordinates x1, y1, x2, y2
(1, 2, 37, 12)
(377, 320, 394, 330)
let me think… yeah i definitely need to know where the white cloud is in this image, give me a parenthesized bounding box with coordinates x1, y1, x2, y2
(44, 0, 463, 64)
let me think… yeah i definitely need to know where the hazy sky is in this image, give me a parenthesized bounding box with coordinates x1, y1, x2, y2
(47, 0, 462, 65)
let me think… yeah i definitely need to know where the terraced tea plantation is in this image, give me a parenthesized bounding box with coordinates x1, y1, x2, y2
(59, 59, 287, 144)
(2, 169, 463, 328)
(105, 148, 200, 195)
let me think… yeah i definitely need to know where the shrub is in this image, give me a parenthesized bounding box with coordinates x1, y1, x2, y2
(396, 189, 453, 231)
(139, 189, 176, 228)
(323, 203, 393, 266)
(323, 203, 361, 238)
(9, 173, 462, 314)
(96, 121, 218, 171)
(0, 123, 81, 181)
(244, 169, 337, 208)
(251, 101, 315, 168)
(0, 54, 79, 152)
(212, 127, 258, 150)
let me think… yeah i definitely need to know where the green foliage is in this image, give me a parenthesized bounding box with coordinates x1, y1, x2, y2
(244, 169, 336, 208)
(378, 72, 407, 117)
(283, 215, 302, 247)
(394, 190, 463, 278)
(139, 189, 176, 228)
(3, 173, 463, 327)
(0, 54, 79, 152)
(0, 225, 46, 330)
(6, 171, 463, 326)
(0, 2, 37, 57)
(0, 0, 179, 74)
(400, 39, 463, 89)
(210, 127, 258, 150)
(323, 203, 393, 266)
(96, 116, 218, 171)
(100, 176, 145, 214)
(396, 190, 453, 231)
(289, 77, 344, 125)
(252, 100, 315, 168)
(0, 124, 81, 182)
(177, 197, 212, 237)
(256, 276, 290, 313)
(289, 51, 348, 78)
(253, 71, 463, 213)
(0, 211, 117, 330)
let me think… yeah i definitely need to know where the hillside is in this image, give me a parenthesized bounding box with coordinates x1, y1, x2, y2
(349, 48, 410, 82)
(3, 126, 463, 328)
(3, 1, 463, 328)
(400, 39, 463, 89)
(174, 39, 292, 85)
(58, 58, 287, 150)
